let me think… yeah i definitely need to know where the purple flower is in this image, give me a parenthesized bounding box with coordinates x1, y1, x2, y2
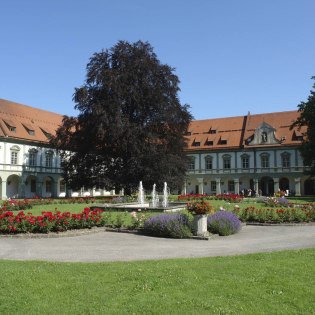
(207, 211, 241, 236)
(144, 213, 192, 238)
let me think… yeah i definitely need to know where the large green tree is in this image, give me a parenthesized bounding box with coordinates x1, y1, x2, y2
(291, 76, 315, 176)
(51, 40, 192, 194)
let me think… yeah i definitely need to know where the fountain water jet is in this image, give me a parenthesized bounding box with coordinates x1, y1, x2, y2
(162, 182, 169, 208)
(137, 181, 145, 205)
(151, 184, 159, 208)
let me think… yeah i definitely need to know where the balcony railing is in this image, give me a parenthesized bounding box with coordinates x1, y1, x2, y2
(187, 166, 306, 175)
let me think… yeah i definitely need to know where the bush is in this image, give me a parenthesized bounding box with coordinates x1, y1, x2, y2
(207, 211, 242, 236)
(143, 213, 192, 238)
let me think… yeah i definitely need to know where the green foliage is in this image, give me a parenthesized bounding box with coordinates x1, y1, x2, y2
(51, 40, 192, 194)
(143, 213, 192, 238)
(233, 205, 315, 223)
(291, 76, 315, 175)
(0, 250, 314, 314)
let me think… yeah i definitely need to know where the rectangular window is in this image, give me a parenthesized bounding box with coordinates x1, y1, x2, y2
(29, 153, 37, 166)
(11, 151, 18, 165)
(261, 156, 269, 168)
(31, 179, 36, 193)
(228, 180, 235, 192)
(46, 181, 52, 193)
(242, 157, 249, 169)
(60, 180, 66, 193)
(223, 159, 231, 169)
(205, 159, 212, 170)
(211, 181, 216, 192)
(46, 154, 53, 168)
(282, 156, 290, 167)
(188, 158, 195, 170)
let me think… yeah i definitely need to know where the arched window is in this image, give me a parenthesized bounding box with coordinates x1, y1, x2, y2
(281, 152, 290, 168)
(205, 155, 213, 170)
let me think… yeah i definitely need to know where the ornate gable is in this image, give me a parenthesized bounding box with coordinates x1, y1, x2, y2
(247, 122, 281, 145)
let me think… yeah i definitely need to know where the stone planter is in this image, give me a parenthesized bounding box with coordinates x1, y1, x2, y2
(193, 214, 209, 237)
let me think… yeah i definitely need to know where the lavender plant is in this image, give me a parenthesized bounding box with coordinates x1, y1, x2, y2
(207, 211, 241, 236)
(143, 213, 192, 238)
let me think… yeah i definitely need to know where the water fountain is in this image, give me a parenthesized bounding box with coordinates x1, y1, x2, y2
(137, 181, 145, 205)
(151, 184, 159, 208)
(162, 182, 169, 208)
(93, 181, 185, 212)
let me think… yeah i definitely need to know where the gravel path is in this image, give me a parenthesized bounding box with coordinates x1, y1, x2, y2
(0, 225, 315, 262)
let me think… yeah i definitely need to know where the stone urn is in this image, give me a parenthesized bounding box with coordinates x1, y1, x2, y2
(193, 214, 209, 237)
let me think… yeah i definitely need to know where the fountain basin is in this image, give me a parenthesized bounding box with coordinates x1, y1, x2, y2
(91, 202, 187, 212)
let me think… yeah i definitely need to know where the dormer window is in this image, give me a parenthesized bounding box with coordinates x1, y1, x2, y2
(23, 123, 35, 136)
(219, 137, 227, 145)
(205, 139, 213, 146)
(40, 127, 52, 139)
(209, 129, 216, 134)
(3, 119, 16, 132)
(192, 141, 200, 147)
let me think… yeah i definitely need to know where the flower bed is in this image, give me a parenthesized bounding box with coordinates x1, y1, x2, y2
(0, 207, 105, 234)
(178, 193, 243, 203)
(233, 205, 315, 223)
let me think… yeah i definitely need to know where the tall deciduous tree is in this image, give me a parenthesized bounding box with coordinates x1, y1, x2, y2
(51, 41, 192, 194)
(291, 76, 315, 176)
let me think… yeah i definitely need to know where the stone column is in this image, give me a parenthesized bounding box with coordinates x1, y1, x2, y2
(36, 181, 43, 198)
(19, 177, 26, 198)
(215, 178, 221, 195)
(183, 182, 187, 195)
(254, 179, 259, 195)
(234, 178, 240, 194)
(273, 177, 279, 194)
(52, 179, 58, 198)
(1, 180, 7, 199)
(196, 178, 204, 194)
(295, 177, 301, 196)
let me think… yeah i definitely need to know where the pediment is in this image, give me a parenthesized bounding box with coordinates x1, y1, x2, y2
(247, 122, 281, 145)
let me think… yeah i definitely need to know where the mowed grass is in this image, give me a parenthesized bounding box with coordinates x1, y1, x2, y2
(0, 249, 314, 315)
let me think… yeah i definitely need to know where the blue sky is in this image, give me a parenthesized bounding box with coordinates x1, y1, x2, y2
(1, 0, 314, 119)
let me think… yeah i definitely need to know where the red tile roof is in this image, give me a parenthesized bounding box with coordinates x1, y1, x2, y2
(0, 98, 64, 144)
(186, 110, 304, 151)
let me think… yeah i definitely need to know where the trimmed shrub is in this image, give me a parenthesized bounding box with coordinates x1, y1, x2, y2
(207, 211, 242, 236)
(143, 213, 192, 238)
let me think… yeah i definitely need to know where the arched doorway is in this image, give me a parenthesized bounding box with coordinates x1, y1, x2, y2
(304, 179, 315, 195)
(7, 175, 20, 198)
(259, 177, 274, 196)
(279, 177, 290, 191)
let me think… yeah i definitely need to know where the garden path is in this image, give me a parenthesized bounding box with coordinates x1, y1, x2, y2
(1, 225, 315, 262)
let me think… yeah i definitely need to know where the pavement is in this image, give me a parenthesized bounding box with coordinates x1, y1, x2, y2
(0, 225, 315, 262)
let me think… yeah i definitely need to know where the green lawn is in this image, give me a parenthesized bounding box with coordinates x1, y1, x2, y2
(0, 249, 314, 314)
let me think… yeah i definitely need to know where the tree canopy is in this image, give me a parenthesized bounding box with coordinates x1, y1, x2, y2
(51, 40, 192, 194)
(291, 76, 315, 176)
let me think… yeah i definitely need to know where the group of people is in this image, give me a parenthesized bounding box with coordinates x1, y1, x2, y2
(240, 188, 258, 197)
